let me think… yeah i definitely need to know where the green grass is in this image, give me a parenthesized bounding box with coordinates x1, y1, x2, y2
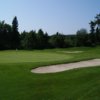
(0, 47, 100, 100)
(0, 50, 72, 63)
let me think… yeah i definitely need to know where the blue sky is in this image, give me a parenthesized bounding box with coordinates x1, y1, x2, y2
(0, 0, 100, 34)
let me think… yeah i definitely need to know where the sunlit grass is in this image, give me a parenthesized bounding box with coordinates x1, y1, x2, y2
(0, 47, 100, 100)
(0, 50, 72, 63)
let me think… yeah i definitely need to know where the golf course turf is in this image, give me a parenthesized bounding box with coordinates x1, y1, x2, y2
(0, 47, 100, 100)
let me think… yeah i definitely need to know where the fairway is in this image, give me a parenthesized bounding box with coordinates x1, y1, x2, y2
(0, 47, 100, 100)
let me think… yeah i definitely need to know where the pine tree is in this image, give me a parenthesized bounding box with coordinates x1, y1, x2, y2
(12, 16, 20, 49)
(89, 21, 96, 46)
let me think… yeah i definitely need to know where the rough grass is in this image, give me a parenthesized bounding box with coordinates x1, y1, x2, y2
(0, 47, 100, 100)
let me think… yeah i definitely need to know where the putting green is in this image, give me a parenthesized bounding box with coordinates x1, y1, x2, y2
(0, 50, 72, 63)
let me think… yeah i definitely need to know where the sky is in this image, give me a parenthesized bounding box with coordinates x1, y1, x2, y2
(0, 0, 100, 35)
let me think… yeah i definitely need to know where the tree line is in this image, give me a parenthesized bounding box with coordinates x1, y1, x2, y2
(0, 17, 20, 50)
(0, 14, 100, 50)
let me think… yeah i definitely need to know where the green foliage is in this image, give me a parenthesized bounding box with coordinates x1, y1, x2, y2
(37, 29, 46, 49)
(76, 29, 90, 46)
(0, 13, 100, 50)
(23, 30, 37, 49)
(89, 13, 100, 46)
(49, 32, 65, 48)
(64, 37, 74, 47)
(89, 21, 96, 46)
(0, 21, 12, 49)
(96, 27, 100, 44)
(21, 29, 49, 49)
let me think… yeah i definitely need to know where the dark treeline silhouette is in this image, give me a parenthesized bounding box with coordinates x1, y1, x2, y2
(0, 14, 100, 50)
(0, 16, 20, 50)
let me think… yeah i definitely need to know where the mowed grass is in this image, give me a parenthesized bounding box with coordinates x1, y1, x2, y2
(0, 47, 100, 100)
(0, 50, 72, 63)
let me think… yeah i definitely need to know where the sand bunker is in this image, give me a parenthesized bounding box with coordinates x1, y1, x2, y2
(64, 51, 83, 53)
(31, 59, 100, 74)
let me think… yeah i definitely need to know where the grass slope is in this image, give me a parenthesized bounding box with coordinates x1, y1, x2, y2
(0, 47, 100, 100)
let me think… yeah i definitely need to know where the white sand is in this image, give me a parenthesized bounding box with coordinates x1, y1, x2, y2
(31, 59, 100, 74)
(59, 51, 83, 53)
